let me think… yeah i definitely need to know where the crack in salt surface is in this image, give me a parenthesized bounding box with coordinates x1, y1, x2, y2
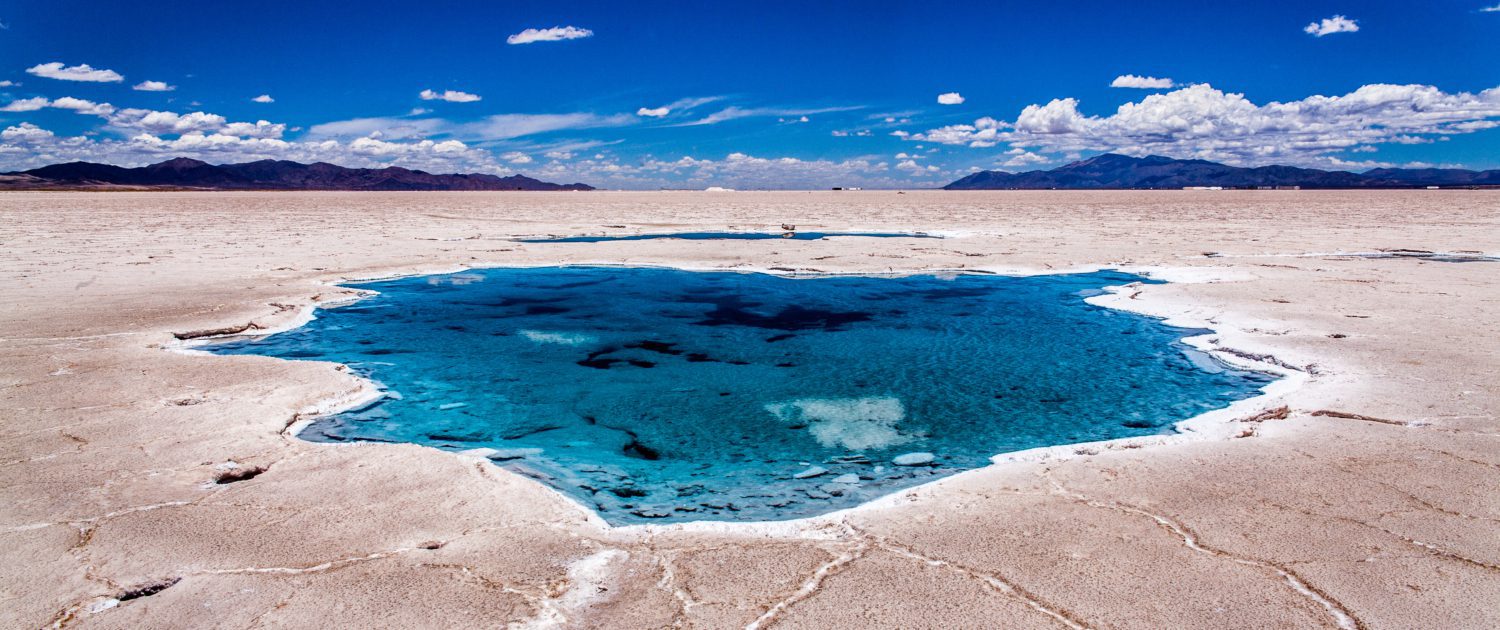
(651, 550, 703, 623)
(745, 534, 869, 630)
(1048, 480, 1362, 630)
(1264, 494, 1500, 577)
(854, 526, 1090, 629)
(510, 548, 629, 630)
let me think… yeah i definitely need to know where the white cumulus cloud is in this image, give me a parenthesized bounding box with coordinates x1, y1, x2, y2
(937, 92, 965, 105)
(999, 148, 1050, 168)
(0, 120, 509, 175)
(2, 122, 54, 143)
(1305, 15, 1359, 36)
(1110, 74, 1174, 89)
(220, 120, 287, 139)
(501, 151, 533, 164)
(26, 62, 123, 82)
(251, 94, 274, 103)
(50, 97, 115, 116)
(906, 83, 1500, 167)
(1, 96, 49, 112)
(637, 106, 670, 117)
(507, 26, 593, 44)
(420, 89, 482, 103)
(133, 80, 175, 92)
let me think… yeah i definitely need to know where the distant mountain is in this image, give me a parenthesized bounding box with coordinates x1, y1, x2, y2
(944, 154, 1500, 190)
(1, 158, 595, 191)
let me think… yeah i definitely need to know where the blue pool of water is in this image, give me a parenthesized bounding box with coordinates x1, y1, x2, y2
(209, 267, 1274, 524)
(515, 231, 936, 243)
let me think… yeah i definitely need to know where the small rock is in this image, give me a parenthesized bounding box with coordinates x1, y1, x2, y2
(818, 484, 849, 497)
(793, 466, 828, 479)
(893, 452, 935, 466)
(830, 473, 861, 484)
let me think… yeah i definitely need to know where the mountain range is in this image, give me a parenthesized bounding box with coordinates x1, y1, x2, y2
(944, 154, 1500, 190)
(0, 158, 594, 191)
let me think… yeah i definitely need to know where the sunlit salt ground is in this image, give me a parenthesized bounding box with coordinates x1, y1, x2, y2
(514, 231, 937, 243)
(210, 267, 1275, 524)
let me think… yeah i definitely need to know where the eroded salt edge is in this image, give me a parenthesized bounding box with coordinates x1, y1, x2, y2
(165, 261, 1309, 539)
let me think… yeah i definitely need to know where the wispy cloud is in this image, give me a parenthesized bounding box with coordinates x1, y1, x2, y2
(133, 80, 175, 92)
(1304, 15, 1359, 36)
(678, 105, 862, 126)
(1110, 74, 1174, 89)
(635, 96, 722, 118)
(306, 116, 448, 140)
(26, 61, 123, 82)
(309, 112, 636, 142)
(507, 26, 593, 45)
(420, 89, 482, 103)
(1482, 3, 1500, 11)
(454, 113, 636, 140)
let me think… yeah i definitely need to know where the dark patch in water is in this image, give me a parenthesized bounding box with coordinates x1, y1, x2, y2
(525, 305, 570, 315)
(623, 439, 662, 460)
(696, 302, 873, 331)
(626, 340, 683, 355)
(609, 486, 648, 498)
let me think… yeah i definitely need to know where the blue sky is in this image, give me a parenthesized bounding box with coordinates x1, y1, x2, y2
(2, 0, 1498, 188)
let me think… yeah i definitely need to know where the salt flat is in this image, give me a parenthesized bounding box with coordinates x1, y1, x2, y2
(1, 190, 1497, 628)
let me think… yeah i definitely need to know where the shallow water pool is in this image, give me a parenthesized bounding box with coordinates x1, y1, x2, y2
(210, 267, 1274, 524)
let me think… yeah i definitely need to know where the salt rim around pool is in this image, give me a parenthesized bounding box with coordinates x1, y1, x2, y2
(513, 231, 941, 243)
(194, 264, 1290, 528)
